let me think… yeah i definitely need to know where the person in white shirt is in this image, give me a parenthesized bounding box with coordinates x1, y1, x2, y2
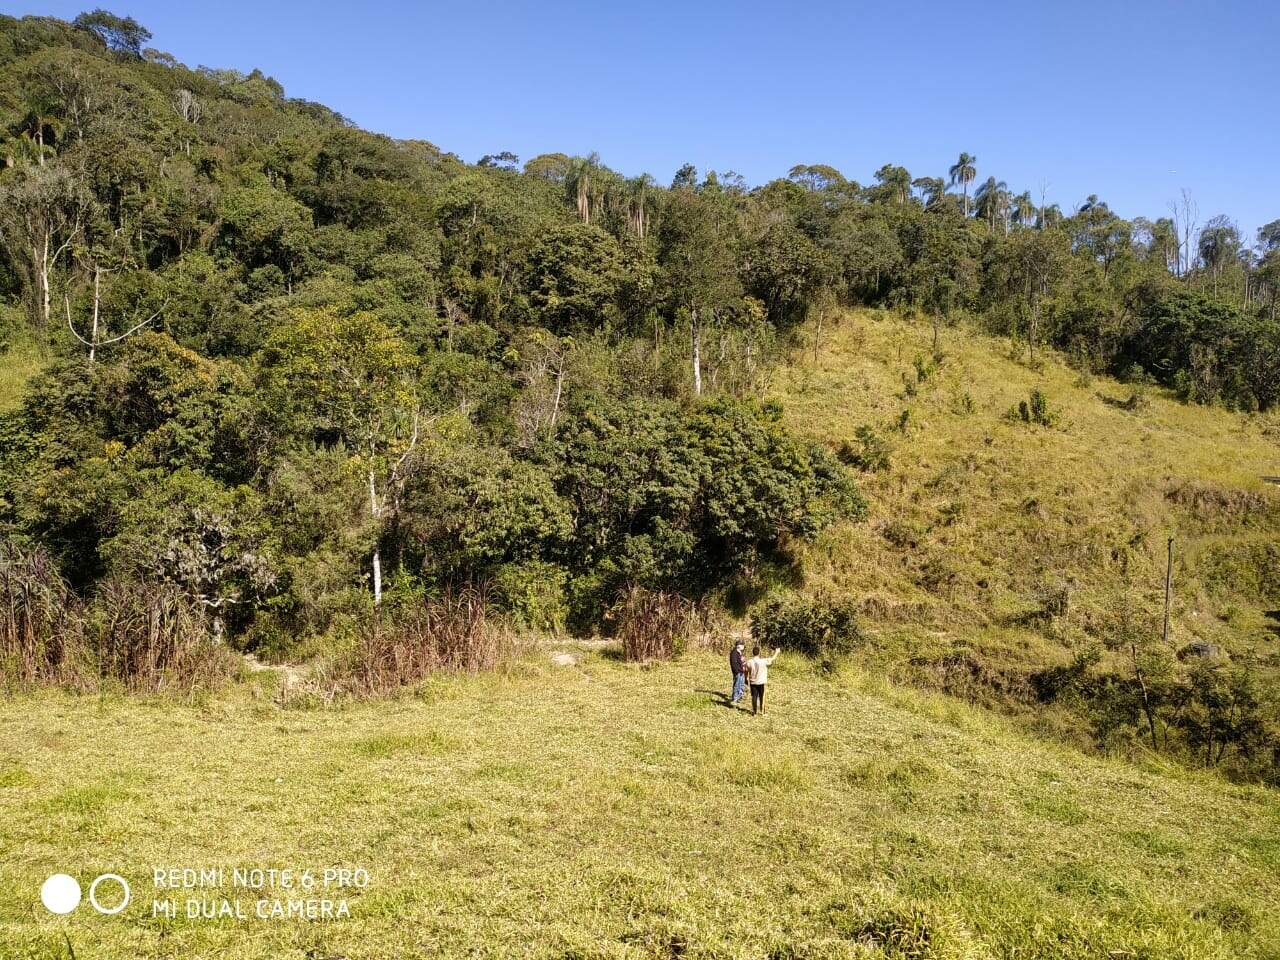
(745, 644, 780, 715)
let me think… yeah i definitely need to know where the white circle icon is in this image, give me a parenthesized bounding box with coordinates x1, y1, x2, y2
(40, 874, 81, 914)
(89, 873, 130, 915)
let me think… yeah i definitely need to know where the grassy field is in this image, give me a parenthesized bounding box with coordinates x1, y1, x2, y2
(774, 309, 1280, 692)
(3, 312, 1279, 957)
(2, 647, 1279, 959)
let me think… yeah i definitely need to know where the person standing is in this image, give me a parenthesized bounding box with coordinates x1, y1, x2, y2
(746, 645, 781, 716)
(729, 640, 747, 705)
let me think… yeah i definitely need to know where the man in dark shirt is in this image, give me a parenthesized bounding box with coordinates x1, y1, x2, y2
(729, 640, 747, 706)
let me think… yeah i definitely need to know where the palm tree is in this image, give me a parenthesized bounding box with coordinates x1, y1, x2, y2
(565, 153, 601, 225)
(974, 176, 1010, 232)
(874, 164, 912, 204)
(1037, 204, 1063, 230)
(625, 174, 654, 239)
(912, 176, 946, 208)
(19, 87, 64, 166)
(948, 152, 977, 216)
(1011, 191, 1036, 230)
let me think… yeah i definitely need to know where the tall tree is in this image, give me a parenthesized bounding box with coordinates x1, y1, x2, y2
(1198, 216, 1240, 297)
(1010, 191, 1037, 230)
(912, 176, 946, 209)
(948, 152, 977, 217)
(72, 9, 152, 57)
(565, 153, 602, 225)
(974, 176, 1010, 232)
(0, 162, 93, 334)
(264, 309, 425, 606)
(624, 174, 654, 239)
(657, 187, 740, 395)
(872, 164, 912, 205)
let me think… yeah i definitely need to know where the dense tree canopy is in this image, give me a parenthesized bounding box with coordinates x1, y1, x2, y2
(0, 10, 1275, 651)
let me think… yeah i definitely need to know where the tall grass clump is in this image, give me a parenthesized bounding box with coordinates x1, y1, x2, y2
(86, 579, 236, 691)
(339, 585, 513, 694)
(613, 586, 698, 662)
(0, 540, 235, 693)
(0, 541, 83, 686)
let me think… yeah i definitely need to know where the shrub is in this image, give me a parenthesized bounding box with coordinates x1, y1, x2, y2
(338, 585, 513, 694)
(751, 594, 863, 661)
(1121, 362, 1153, 385)
(837, 425, 892, 473)
(1172, 368, 1199, 404)
(912, 353, 935, 384)
(1014, 388, 1057, 426)
(613, 585, 696, 662)
(552, 396, 865, 606)
(491, 561, 568, 632)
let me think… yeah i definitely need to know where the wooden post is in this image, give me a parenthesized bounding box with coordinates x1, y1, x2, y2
(1162, 537, 1174, 648)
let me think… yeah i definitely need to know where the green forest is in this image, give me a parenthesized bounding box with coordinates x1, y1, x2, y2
(2, 11, 1279, 774)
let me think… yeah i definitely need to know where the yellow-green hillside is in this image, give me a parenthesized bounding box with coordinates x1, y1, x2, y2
(774, 309, 1280, 700)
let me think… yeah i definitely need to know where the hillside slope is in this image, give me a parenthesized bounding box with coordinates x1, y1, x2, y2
(773, 310, 1280, 716)
(1, 649, 1278, 959)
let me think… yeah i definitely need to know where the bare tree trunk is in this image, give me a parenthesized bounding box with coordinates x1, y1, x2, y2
(1027, 278, 1039, 365)
(1131, 640, 1160, 750)
(547, 357, 565, 436)
(38, 236, 51, 331)
(690, 308, 702, 396)
(88, 265, 101, 364)
(368, 469, 383, 607)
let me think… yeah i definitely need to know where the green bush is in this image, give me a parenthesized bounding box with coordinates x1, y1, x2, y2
(1121, 362, 1153, 385)
(837, 425, 892, 473)
(1120, 289, 1280, 411)
(1014, 388, 1057, 426)
(751, 594, 863, 661)
(491, 561, 568, 632)
(0, 302, 20, 354)
(912, 353, 935, 384)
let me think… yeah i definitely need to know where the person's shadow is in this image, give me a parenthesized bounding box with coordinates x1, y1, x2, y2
(694, 688, 745, 711)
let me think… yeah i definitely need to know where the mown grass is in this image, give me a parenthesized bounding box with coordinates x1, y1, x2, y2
(773, 309, 1280, 683)
(1, 648, 1278, 958)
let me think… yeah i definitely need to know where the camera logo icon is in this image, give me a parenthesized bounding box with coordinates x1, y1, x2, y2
(40, 873, 131, 915)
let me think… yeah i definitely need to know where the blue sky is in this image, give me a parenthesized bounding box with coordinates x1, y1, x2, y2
(8, 0, 1278, 241)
